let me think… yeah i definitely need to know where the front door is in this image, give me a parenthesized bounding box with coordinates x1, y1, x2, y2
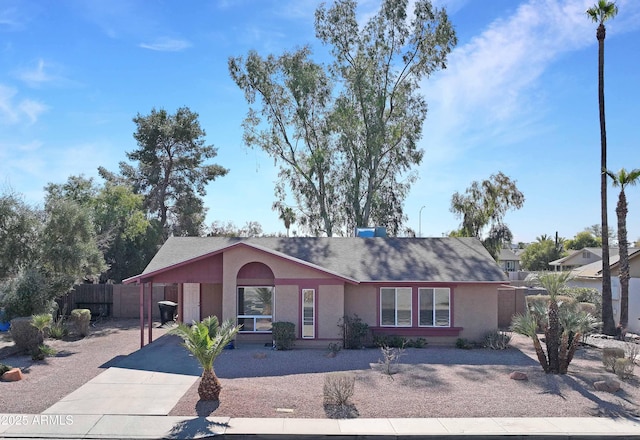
(183, 283, 200, 323)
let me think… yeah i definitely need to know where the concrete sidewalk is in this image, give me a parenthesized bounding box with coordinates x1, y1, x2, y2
(2, 414, 640, 438)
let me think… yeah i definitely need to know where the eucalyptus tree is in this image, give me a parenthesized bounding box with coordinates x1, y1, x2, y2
(450, 172, 525, 259)
(229, 0, 456, 236)
(586, 0, 618, 335)
(605, 167, 640, 329)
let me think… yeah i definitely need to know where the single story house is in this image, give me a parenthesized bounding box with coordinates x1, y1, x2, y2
(498, 248, 521, 273)
(549, 247, 605, 272)
(569, 248, 640, 334)
(125, 236, 508, 347)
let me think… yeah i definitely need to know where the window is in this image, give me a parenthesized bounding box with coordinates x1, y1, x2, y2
(380, 288, 412, 327)
(237, 286, 273, 332)
(302, 289, 315, 339)
(582, 251, 590, 259)
(419, 288, 450, 327)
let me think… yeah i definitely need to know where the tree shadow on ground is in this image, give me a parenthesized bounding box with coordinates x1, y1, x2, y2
(167, 416, 228, 439)
(324, 403, 359, 419)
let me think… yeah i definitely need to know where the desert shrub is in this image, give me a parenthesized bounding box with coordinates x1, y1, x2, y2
(271, 321, 295, 350)
(455, 338, 472, 349)
(0, 363, 13, 375)
(614, 358, 635, 380)
(323, 372, 355, 406)
(9, 316, 43, 352)
(327, 342, 342, 356)
(70, 309, 91, 337)
(49, 313, 68, 339)
(408, 337, 427, 348)
(603, 347, 626, 372)
(565, 287, 602, 321)
(378, 344, 406, 377)
(373, 335, 407, 348)
(31, 344, 56, 361)
(338, 314, 369, 349)
(484, 330, 511, 350)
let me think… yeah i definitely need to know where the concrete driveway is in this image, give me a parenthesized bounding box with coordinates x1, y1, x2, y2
(44, 334, 201, 416)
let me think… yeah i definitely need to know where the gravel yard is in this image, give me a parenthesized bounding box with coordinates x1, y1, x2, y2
(170, 334, 640, 419)
(1, 320, 639, 420)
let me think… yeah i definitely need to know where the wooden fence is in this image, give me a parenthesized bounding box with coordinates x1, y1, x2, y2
(57, 284, 177, 319)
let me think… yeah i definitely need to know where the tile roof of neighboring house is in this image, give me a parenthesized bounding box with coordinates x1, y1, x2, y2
(134, 236, 507, 284)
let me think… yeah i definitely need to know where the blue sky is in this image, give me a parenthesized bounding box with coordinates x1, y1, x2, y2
(1, 0, 639, 243)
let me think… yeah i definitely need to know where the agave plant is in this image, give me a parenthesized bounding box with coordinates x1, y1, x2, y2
(170, 316, 241, 401)
(511, 272, 597, 374)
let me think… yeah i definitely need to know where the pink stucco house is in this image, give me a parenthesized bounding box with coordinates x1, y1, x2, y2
(125, 236, 508, 347)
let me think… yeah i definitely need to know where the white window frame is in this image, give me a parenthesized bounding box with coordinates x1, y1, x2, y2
(418, 288, 451, 328)
(380, 287, 412, 327)
(301, 288, 315, 339)
(237, 286, 274, 333)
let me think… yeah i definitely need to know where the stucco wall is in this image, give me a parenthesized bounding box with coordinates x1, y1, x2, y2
(318, 284, 344, 340)
(274, 284, 298, 328)
(344, 284, 377, 324)
(454, 284, 498, 341)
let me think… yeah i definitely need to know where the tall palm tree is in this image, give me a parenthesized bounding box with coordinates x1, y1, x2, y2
(170, 316, 241, 401)
(605, 168, 640, 329)
(586, 0, 618, 335)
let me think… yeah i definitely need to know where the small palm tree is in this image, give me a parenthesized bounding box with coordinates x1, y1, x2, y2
(170, 316, 241, 401)
(586, 0, 619, 335)
(605, 167, 640, 329)
(511, 272, 597, 374)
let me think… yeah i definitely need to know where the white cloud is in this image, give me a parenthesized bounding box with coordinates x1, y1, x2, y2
(419, 0, 640, 166)
(139, 37, 191, 52)
(16, 59, 55, 87)
(0, 84, 48, 125)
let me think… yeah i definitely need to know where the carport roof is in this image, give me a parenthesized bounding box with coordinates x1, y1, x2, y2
(126, 236, 507, 284)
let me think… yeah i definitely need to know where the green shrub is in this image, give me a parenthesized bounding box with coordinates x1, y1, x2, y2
(31, 344, 56, 361)
(71, 309, 91, 337)
(272, 321, 295, 350)
(0, 363, 13, 375)
(1, 268, 57, 321)
(408, 337, 428, 348)
(9, 316, 42, 352)
(455, 338, 472, 349)
(338, 314, 369, 349)
(327, 342, 342, 356)
(373, 334, 407, 348)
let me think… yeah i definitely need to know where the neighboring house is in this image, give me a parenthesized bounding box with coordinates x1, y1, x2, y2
(498, 248, 521, 272)
(125, 237, 508, 347)
(549, 247, 606, 272)
(569, 248, 640, 334)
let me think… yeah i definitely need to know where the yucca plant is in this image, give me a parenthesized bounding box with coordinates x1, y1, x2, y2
(170, 316, 241, 401)
(511, 272, 597, 374)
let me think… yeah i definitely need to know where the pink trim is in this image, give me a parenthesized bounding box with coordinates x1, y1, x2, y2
(125, 241, 359, 285)
(276, 278, 343, 286)
(370, 326, 463, 337)
(148, 282, 153, 343)
(139, 283, 144, 348)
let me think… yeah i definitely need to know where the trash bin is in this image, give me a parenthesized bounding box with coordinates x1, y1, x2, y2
(158, 301, 178, 325)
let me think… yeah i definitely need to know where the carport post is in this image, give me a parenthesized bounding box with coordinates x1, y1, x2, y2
(139, 282, 144, 348)
(148, 281, 153, 344)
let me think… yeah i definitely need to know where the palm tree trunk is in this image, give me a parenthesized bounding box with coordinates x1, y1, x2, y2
(558, 332, 569, 374)
(198, 369, 222, 401)
(545, 300, 560, 374)
(617, 190, 630, 328)
(566, 333, 582, 368)
(532, 334, 550, 373)
(597, 22, 616, 335)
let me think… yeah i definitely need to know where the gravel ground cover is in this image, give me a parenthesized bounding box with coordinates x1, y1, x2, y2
(0, 319, 168, 414)
(169, 334, 640, 419)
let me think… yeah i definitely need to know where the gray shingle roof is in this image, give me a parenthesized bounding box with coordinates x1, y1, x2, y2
(136, 236, 507, 283)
